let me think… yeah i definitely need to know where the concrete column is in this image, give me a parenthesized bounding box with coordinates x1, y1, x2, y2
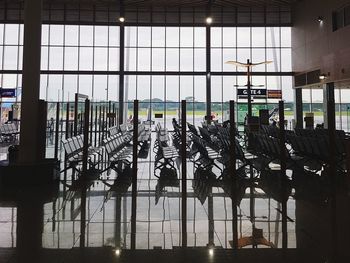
(294, 88, 303, 129)
(323, 82, 335, 129)
(19, 0, 43, 163)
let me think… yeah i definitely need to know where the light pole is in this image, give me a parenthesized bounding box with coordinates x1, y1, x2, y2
(225, 59, 272, 119)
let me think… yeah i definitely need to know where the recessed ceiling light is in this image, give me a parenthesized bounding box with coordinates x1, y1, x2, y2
(319, 74, 327, 80)
(206, 17, 213, 24)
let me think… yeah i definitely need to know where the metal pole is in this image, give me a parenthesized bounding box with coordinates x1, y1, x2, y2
(64, 102, 69, 181)
(54, 102, 60, 159)
(80, 99, 90, 248)
(79, 99, 90, 249)
(247, 59, 252, 119)
(74, 93, 78, 136)
(181, 100, 187, 247)
(90, 104, 93, 145)
(108, 101, 112, 128)
(112, 102, 116, 127)
(102, 105, 106, 142)
(65, 104, 69, 139)
(229, 100, 238, 249)
(94, 105, 98, 147)
(82, 99, 90, 179)
(279, 100, 288, 250)
(98, 105, 102, 145)
(131, 99, 138, 250)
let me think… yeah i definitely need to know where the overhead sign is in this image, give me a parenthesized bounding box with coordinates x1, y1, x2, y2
(267, 90, 282, 99)
(0, 88, 16, 98)
(238, 88, 267, 98)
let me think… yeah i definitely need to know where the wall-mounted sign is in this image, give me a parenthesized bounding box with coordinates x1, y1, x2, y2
(267, 90, 282, 99)
(0, 88, 16, 98)
(237, 88, 267, 98)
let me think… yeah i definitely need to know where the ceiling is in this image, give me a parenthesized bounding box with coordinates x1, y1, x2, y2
(0, 0, 295, 25)
(4, 0, 297, 8)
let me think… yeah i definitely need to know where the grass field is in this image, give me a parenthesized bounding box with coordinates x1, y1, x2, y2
(128, 110, 349, 117)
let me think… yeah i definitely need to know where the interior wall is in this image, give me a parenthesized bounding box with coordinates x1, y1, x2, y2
(292, 0, 350, 82)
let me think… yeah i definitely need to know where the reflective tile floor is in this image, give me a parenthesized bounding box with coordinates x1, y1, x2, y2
(0, 135, 350, 263)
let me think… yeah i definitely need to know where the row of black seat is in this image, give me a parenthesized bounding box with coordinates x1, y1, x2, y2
(62, 134, 104, 175)
(62, 121, 152, 178)
(258, 124, 348, 172)
(154, 123, 179, 178)
(0, 122, 19, 143)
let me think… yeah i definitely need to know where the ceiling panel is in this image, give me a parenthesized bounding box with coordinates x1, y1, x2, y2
(3, 0, 297, 8)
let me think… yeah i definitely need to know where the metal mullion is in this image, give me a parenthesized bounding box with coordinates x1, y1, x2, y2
(265, 26, 268, 107)
(14, 22, 22, 104)
(119, 22, 125, 124)
(192, 26, 195, 125)
(178, 26, 180, 109)
(39, 70, 120, 75)
(148, 18, 153, 242)
(92, 25, 96, 100)
(206, 24, 211, 121)
(46, 23, 51, 101)
(235, 23, 238, 122)
(35, 21, 293, 28)
(249, 26, 253, 114)
(192, 75, 195, 125)
(45, 4, 52, 102)
(106, 23, 110, 101)
(279, 27, 283, 101)
(310, 88, 312, 112)
(338, 88, 342, 130)
(0, 70, 294, 76)
(221, 27, 224, 117)
(164, 26, 167, 128)
(0, 24, 6, 120)
(150, 26, 153, 123)
(136, 26, 138, 99)
(77, 6, 81, 95)
(62, 24, 66, 104)
(221, 75, 224, 122)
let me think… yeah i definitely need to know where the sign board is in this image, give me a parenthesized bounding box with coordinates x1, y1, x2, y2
(0, 88, 16, 98)
(238, 88, 267, 98)
(267, 90, 282, 99)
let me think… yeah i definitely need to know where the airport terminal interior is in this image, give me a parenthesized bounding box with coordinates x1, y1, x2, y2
(0, 0, 350, 262)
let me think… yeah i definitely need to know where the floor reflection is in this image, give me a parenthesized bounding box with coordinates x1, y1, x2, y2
(0, 128, 349, 263)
